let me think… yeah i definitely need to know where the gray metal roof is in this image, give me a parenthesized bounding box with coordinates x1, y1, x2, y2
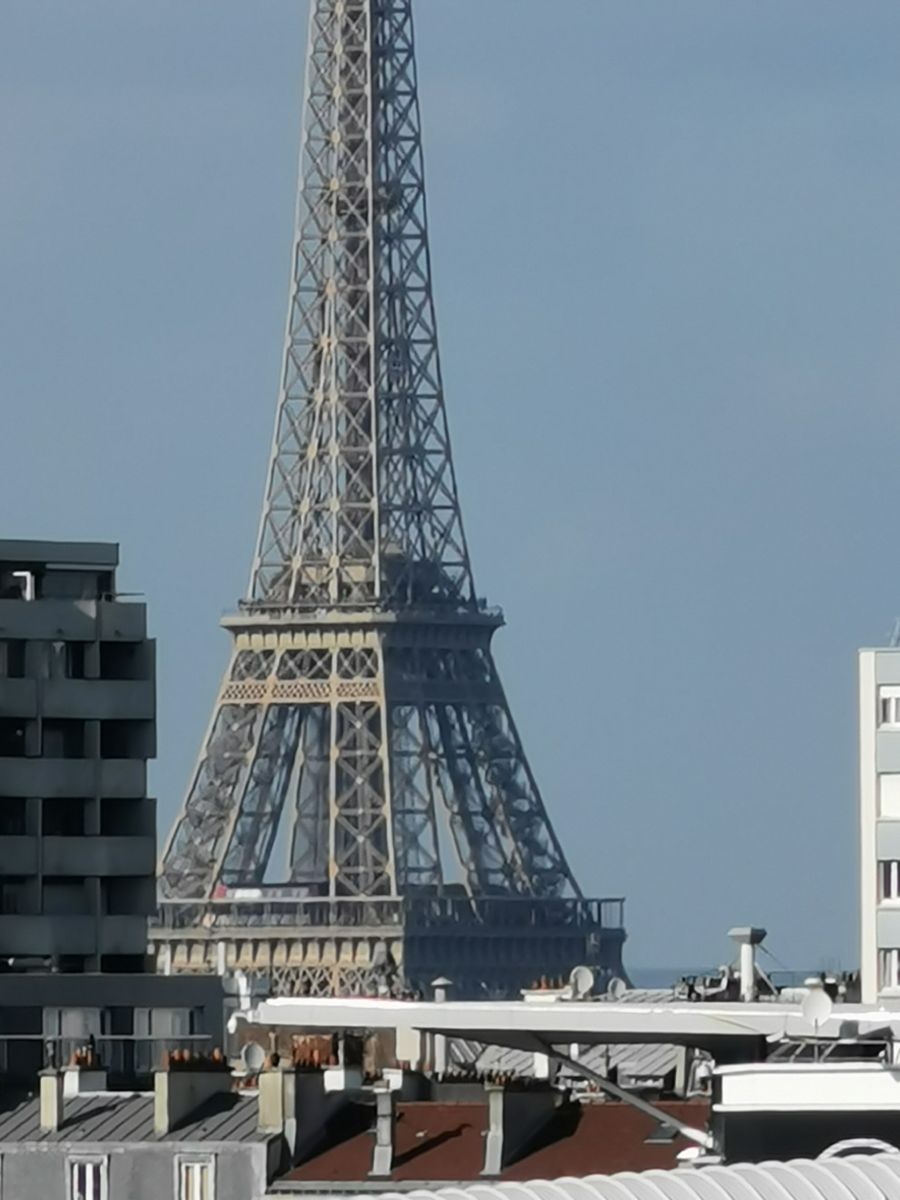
(363, 1154, 900, 1200)
(448, 991, 682, 1077)
(470, 1040, 683, 1082)
(449, 1039, 484, 1067)
(0, 1091, 267, 1145)
(596, 989, 677, 1005)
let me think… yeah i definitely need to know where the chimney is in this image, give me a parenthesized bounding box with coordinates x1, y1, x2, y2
(39, 1070, 64, 1133)
(258, 1065, 294, 1134)
(63, 1065, 108, 1098)
(369, 1082, 395, 1177)
(728, 927, 767, 1002)
(431, 977, 453, 1076)
(153, 1062, 233, 1137)
(482, 1083, 560, 1176)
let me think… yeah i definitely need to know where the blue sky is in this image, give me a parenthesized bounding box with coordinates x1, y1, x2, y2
(3, 1, 900, 970)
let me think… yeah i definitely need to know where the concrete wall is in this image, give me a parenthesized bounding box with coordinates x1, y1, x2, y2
(0, 1141, 269, 1200)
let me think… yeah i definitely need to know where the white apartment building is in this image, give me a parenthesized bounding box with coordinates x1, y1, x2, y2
(859, 647, 900, 1004)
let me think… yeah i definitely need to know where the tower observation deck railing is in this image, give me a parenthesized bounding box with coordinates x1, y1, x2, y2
(151, 895, 626, 936)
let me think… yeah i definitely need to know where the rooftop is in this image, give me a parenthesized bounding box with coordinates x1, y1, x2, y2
(282, 1099, 708, 1186)
(0, 1090, 267, 1145)
(239, 996, 900, 1056)
(295, 1154, 900, 1200)
(0, 539, 118, 569)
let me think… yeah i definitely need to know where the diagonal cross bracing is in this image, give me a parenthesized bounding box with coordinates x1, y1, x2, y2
(159, 0, 581, 923)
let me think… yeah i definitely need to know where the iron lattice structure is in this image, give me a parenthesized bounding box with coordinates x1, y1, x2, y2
(155, 0, 626, 996)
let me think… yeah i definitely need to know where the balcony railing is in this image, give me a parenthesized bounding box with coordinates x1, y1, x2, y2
(151, 894, 625, 936)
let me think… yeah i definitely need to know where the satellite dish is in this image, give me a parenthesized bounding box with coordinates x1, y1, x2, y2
(568, 965, 595, 999)
(802, 988, 833, 1029)
(606, 976, 627, 1001)
(241, 1042, 266, 1073)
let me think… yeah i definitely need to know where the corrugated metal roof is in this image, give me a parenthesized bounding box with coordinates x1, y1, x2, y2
(449, 991, 683, 1082)
(597, 989, 677, 1005)
(472, 1041, 684, 1081)
(0, 1091, 267, 1145)
(450, 1039, 484, 1067)
(360, 1154, 900, 1200)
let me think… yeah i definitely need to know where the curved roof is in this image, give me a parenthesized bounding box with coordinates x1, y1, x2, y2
(364, 1156, 900, 1200)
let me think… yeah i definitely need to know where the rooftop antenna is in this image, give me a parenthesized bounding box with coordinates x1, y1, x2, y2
(568, 965, 595, 1000)
(889, 617, 900, 648)
(606, 976, 627, 1002)
(240, 1042, 266, 1076)
(802, 986, 833, 1062)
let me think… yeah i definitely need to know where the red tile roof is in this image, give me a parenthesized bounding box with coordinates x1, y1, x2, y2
(288, 1102, 486, 1183)
(284, 1098, 710, 1184)
(505, 1100, 709, 1179)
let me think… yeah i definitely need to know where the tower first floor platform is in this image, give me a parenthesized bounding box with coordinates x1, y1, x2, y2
(150, 894, 627, 998)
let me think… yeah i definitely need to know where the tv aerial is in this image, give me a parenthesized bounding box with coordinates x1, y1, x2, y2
(802, 987, 833, 1061)
(240, 1042, 266, 1074)
(568, 965, 595, 999)
(606, 976, 628, 1002)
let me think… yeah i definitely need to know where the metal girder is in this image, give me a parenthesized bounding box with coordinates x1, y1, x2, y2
(158, 0, 585, 942)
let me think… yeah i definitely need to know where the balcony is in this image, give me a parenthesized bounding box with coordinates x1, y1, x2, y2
(0, 758, 146, 798)
(0, 679, 37, 719)
(0, 915, 98, 957)
(0, 836, 38, 876)
(0, 598, 146, 641)
(100, 915, 149, 955)
(42, 679, 154, 721)
(42, 835, 155, 877)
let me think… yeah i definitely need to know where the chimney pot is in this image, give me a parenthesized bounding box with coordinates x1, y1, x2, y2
(39, 1070, 64, 1132)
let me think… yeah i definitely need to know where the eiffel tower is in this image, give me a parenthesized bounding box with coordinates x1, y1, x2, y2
(153, 0, 627, 997)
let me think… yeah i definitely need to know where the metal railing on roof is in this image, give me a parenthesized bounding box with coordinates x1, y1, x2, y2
(151, 894, 626, 935)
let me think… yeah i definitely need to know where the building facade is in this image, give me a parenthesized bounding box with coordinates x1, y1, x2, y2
(0, 539, 224, 1084)
(0, 539, 156, 973)
(0, 1073, 273, 1200)
(858, 647, 900, 1004)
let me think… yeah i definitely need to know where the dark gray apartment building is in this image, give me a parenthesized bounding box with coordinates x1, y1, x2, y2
(0, 539, 156, 971)
(0, 539, 222, 1084)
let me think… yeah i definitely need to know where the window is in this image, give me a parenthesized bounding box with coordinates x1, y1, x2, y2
(68, 1156, 107, 1200)
(0, 878, 32, 916)
(880, 687, 900, 728)
(178, 1156, 215, 1200)
(879, 775, 900, 818)
(44, 1008, 103, 1042)
(42, 879, 89, 916)
(882, 861, 900, 902)
(0, 718, 27, 757)
(0, 639, 25, 678)
(0, 798, 27, 836)
(42, 719, 87, 759)
(100, 641, 147, 681)
(0, 569, 35, 600)
(103, 877, 151, 916)
(48, 641, 86, 680)
(100, 719, 149, 759)
(880, 949, 900, 991)
(43, 797, 86, 836)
